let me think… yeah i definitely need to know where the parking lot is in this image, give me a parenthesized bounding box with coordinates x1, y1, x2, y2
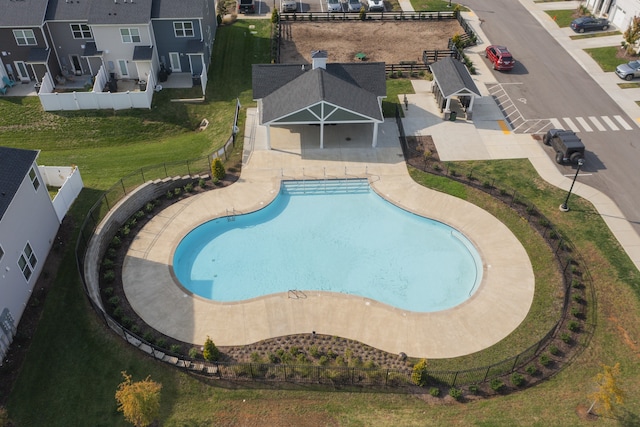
(240, 0, 389, 14)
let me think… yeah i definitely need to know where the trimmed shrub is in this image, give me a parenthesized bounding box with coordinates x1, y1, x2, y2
(568, 320, 580, 332)
(121, 316, 133, 328)
(212, 158, 226, 181)
(511, 372, 525, 387)
(449, 387, 463, 400)
(108, 296, 119, 306)
(184, 183, 194, 193)
(268, 353, 278, 363)
(411, 358, 429, 386)
(102, 258, 114, 268)
(203, 336, 220, 362)
(490, 378, 504, 392)
(170, 344, 181, 354)
(188, 347, 200, 359)
(525, 365, 538, 376)
(156, 338, 167, 349)
(110, 236, 122, 248)
(174, 187, 182, 196)
(145, 202, 155, 213)
(309, 345, 321, 358)
(198, 178, 207, 188)
(113, 306, 124, 319)
(103, 270, 116, 283)
(103, 286, 114, 296)
(318, 355, 329, 366)
(250, 352, 262, 363)
(429, 387, 440, 397)
(106, 247, 117, 259)
(561, 332, 572, 344)
(539, 354, 550, 367)
(468, 384, 479, 395)
(549, 345, 559, 356)
(143, 331, 155, 343)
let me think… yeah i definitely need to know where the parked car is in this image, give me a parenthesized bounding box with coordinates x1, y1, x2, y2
(281, 0, 297, 12)
(327, 0, 342, 12)
(543, 129, 585, 165)
(348, 0, 362, 12)
(367, 0, 384, 12)
(615, 60, 640, 81)
(485, 45, 515, 71)
(238, 0, 255, 13)
(570, 16, 609, 33)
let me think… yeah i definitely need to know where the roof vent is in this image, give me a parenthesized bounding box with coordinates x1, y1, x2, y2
(311, 50, 327, 70)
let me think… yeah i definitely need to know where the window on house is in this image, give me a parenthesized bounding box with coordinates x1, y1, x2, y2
(18, 243, 37, 281)
(0, 245, 4, 262)
(28, 168, 40, 191)
(70, 23, 92, 39)
(120, 28, 141, 43)
(13, 29, 37, 46)
(173, 22, 194, 37)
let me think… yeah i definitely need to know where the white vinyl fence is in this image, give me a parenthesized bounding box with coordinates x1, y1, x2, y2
(38, 166, 84, 222)
(38, 66, 155, 111)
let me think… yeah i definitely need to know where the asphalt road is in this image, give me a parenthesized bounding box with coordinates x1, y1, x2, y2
(465, 0, 640, 234)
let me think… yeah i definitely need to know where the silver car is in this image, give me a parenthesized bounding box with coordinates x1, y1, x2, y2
(281, 0, 297, 12)
(615, 60, 640, 81)
(327, 0, 342, 12)
(347, 0, 362, 12)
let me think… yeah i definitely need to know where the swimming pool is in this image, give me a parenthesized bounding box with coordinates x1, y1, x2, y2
(172, 179, 483, 312)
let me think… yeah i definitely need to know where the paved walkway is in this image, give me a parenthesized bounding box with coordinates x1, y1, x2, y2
(122, 0, 640, 359)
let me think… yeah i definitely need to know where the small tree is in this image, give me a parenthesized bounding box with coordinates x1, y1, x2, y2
(588, 363, 625, 416)
(271, 7, 279, 24)
(203, 336, 220, 361)
(623, 17, 640, 55)
(115, 371, 162, 427)
(212, 158, 226, 181)
(411, 358, 429, 386)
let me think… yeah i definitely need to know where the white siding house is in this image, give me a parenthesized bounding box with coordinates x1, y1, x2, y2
(585, 0, 640, 32)
(0, 147, 61, 365)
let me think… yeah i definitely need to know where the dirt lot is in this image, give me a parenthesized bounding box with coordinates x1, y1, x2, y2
(279, 20, 464, 64)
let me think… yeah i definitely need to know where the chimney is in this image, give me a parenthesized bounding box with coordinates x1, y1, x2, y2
(311, 50, 327, 70)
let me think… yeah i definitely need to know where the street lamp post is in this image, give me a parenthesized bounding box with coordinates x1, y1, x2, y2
(559, 158, 585, 212)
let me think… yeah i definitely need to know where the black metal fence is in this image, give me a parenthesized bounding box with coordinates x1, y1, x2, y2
(73, 99, 594, 392)
(279, 10, 457, 22)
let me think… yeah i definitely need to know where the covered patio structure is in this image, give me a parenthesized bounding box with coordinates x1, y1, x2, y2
(430, 57, 481, 121)
(252, 51, 386, 149)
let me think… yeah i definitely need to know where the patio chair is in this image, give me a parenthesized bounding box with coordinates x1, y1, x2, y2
(2, 76, 16, 87)
(0, 86, 6, 95)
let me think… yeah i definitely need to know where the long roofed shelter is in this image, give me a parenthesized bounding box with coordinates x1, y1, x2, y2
(429, 57, 481, 120)
(252, 50, 387, 149)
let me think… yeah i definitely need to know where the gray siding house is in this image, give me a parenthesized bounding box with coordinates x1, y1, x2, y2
(0, 0, 59, 87)
(44, 0, 97, 80)
(151, 0, 216, 78)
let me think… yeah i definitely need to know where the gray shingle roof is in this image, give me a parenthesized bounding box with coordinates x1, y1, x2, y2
(429, 57, 480, 98)
(0, 0, 49, 27)
(45, 0, 92, 21)
(260, 67, 383, 123)
(151, 0, 204, 18)
(252, 62, 386, 124)
(88, 0, 152, 25)
(0, 147, 39, 221)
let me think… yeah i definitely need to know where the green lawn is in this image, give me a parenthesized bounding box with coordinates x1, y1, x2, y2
(545, 9, 577, 28)
(585, 46, 630, 72)
(2, 18, 640, 426)
(410, 0, 466, 12)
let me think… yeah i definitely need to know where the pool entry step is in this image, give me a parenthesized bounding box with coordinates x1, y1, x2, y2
(281, 179, 370, 195)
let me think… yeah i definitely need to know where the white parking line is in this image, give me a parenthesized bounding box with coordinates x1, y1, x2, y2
(601, 115, 619, 131)
(613, 115, 633, 130)
(588, 116, 607, 131)
(575, 117, 593, 132)
(562, 117, 580, 133)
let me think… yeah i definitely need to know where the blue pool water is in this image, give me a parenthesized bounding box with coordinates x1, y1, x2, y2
(173, 179, 482, 312)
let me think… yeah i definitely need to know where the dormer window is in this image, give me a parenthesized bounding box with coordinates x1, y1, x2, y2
(29, 168, 40, 191)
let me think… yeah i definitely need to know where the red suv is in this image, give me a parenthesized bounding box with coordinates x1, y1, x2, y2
(485, 45, 515, 71)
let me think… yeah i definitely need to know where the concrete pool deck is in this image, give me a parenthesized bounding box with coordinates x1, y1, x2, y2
(123, 108, 536, 359)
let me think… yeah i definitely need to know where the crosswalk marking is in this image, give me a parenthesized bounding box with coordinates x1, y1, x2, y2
(575, 117, 593, 132)
(562, 117, 580, 133)
(588, 116, 607, 131)
(601, 116, 619, 131)
(614, 115, 633, 130)
(550, 118, 563, 129)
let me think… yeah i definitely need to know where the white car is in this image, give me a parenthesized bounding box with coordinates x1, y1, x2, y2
(327, 0, 342, 12)
(281, 0, 297, 12)
(367, 0, 384, 11)
(347, 0, 362, 12)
